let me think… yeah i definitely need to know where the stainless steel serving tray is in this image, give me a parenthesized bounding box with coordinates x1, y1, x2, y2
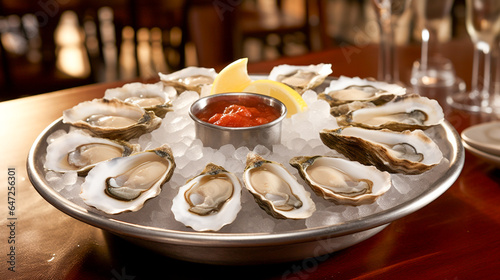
(27, 78, 464, 265)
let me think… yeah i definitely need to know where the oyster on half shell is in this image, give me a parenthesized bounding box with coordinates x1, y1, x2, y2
(269, 64, 332, 94)
(104, 82, 175, 118)
(290, 156, 392, 205)
(159, 67, 216, 95)
(171, 163, 242, 231)
(320, 126, 443, 175)
(318, 76, 406, 107)
(63, 98, 161, 140)
(44, 130, 139, 175)
(80, 144, 175, 214)
(336, 94, 444, 131)
(242, 153, 315, 219)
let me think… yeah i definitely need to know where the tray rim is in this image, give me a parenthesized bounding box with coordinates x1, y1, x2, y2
(27, 90, 465, 249)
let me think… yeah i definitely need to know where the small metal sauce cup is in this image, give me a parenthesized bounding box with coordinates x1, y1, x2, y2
(189, 92, 287, 149)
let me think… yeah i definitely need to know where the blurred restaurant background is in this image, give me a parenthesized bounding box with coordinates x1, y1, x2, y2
(0, 0, 468, 101)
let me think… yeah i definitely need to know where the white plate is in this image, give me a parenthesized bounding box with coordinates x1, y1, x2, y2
(463, 140, 500, 168)
(462, 121, 500, 157)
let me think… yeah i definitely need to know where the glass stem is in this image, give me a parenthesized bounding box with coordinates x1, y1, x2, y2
(470, 44, 481, 99)
(481, 49, 491, 109)
(423, 25, 442, 65)
(420, 28, 429, 72)
(470, 42, 496, 111)
(377, 9, 397, 83)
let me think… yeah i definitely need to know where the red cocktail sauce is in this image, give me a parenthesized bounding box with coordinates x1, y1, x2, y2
(196, 101, 281, 127)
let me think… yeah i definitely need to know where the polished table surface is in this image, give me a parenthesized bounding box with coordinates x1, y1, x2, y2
(1, 39, 500, 279)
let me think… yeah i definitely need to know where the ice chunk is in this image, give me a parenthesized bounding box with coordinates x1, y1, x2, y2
(199, 147, 214, 163)
(171, 141, 190, 158)
(225, 158, 244, 173)
(273, 220, 294, 233)
(392, 175, 412, 195)
(342, 206, 360, 220)
(252, 145, 271, 157)
(302, 90, 318, 105)
(174, 154, 190, 169)
(357, 203, 379, 217)
(289, 138, 307, 151)
(210, 151, 227, 166)
(218, 144, 236, 157)
(179, 163, 199, 178)
(177, 123, 195, 139)
(62, 171, 78, 186)
(376, 190, 398, 210)
(185, 144, 203, 161)
(272, 144, 289, 157)
(172, 90, 198, 110)
(46, 171, 60, 182)
(305, 211, 343, 229)
(243, 215, 276, 233)
(46, 171, 64, 192)
(308, 99, 331, 120)
(234, 146, 251, 161)
(138, 133, 152, 150)
(168, 173, 183, 187)
(307, 139, 323, 149)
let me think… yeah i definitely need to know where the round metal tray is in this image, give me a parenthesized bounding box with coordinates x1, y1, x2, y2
(27, 83, 464, 265)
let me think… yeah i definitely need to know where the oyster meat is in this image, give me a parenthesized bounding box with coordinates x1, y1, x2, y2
(159, 67, 217, 95)
(44, 130, 139, 175)
(336, 94, 444, 131)
(290, 156, 392, 205)
(242, 153, 316, 219)
(320, 126, 443, 174)
(104, 82, 175, 118)
(171, 163, 242, 231)
(63, 98, 162, 140)
(269, 64, 332, 94)
(80, 144, 175, 214)
(319, 76, 406, 107)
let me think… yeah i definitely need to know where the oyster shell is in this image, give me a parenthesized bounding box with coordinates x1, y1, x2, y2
(242, 153, 316, 219)
(336, 94, 444, 131)
(104, 82, 175, 118)
(319, 76, 406, 107)
(268, 64, 332, 94)
(171, 163, 242, 231)
(44, 130, 139, 175)
(329, 100, 378, 117)
(320, 126, 443, 174)
(159, 67, 217, 95)
(63, 98, 162, 140)
(290, 156, 391, 205)
(80, 144, 175, 214)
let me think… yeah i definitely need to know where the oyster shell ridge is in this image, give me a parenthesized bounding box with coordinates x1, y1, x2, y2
(319, 127, 442, 175)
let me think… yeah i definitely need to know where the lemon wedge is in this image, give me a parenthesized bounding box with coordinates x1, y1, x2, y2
(243, 79, 307, 117)
(210, 58, 252, 94)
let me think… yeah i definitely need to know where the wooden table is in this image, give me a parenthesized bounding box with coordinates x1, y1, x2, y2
(1, 39, 500, 279)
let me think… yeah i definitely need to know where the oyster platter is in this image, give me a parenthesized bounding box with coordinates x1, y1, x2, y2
(28, 59, 463, 264)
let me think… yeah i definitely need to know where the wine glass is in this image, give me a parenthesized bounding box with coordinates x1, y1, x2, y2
(371, 0, 412, 83)
(411, 0, 458, 89)
(448, 0, 500, 113)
